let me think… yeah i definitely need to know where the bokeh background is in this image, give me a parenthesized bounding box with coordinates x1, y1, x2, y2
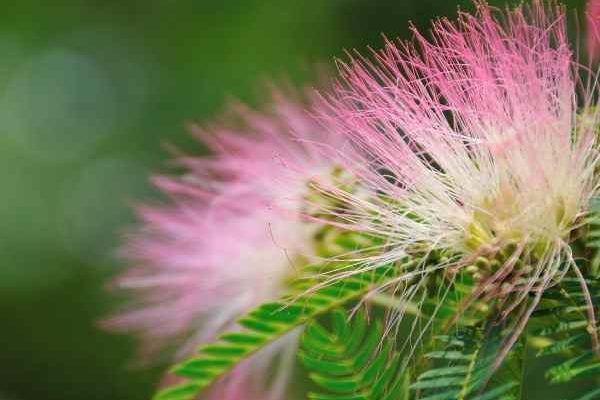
(0, 1, 588, 399)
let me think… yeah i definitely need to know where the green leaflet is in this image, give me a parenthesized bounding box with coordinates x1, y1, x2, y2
(154, 260, 415, 400)
(412, 325, 520, 400)
(299, 309, 410, 400)
(298, 275, 521, 400)
(532, 276, 600, 397)
(583, 197, 600, 277)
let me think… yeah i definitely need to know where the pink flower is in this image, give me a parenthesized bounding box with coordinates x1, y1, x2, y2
(104, 88, 339, 399)
(317, 0, 600, 360)
(588, 0, 600, 61)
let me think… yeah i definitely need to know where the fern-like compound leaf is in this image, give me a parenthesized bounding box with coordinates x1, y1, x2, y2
(413, 325, 520, 400)
(154, 260, 415, 400)
(532, 276, 600, 398)
(299, 309, 409, 400)
(583, 197, 600, 277)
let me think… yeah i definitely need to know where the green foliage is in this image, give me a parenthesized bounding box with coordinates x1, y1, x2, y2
(296, 274, 523, 400)
(299, 309, 409, 400)
(154, 261, 415, 400)
(412, 324, 520, 400)
(583, 197, 600, 277)
(531, 276, 600, 399)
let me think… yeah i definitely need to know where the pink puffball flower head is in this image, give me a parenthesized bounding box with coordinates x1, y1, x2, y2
(318, 0, 600, 359)
(104, 88, 340, 399)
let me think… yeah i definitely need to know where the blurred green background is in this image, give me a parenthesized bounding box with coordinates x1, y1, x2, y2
(0, 1, 587, 399)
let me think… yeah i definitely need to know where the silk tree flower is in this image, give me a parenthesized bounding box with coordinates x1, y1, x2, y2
(317, 0, 600, 360)
(104, 88, 341, 399)
(588, 0, 600, 61)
